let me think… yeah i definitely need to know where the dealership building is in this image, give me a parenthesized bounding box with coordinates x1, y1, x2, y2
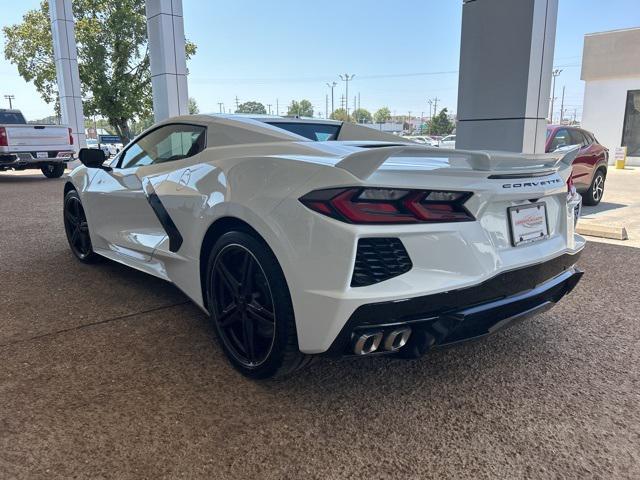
(581, 27, 640, 165)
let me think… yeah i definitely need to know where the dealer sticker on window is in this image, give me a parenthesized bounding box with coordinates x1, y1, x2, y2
(508, 202, 549, 246)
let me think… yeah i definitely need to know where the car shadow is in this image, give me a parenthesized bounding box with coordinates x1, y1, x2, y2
(581, 201, 627, 216)
(0, 174, 68, 183)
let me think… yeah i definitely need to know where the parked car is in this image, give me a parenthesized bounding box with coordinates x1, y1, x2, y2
(86, 138, 111, 158)
(104, 142, 123, 156)
(439, 134, 456, 149)
(545, 125, 608, 205)
(64, 114, 584, 378)
(0, 109, 75, 178)
(404, 135, 439, 146)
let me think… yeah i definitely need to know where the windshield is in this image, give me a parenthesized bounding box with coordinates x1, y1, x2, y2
(0, 111, 27, 124)
(266, 122, 340, 141)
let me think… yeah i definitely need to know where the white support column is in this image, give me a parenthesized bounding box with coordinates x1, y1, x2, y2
(49, 0, 86, 149)
(145, 0, 188, 122)
(456, 0, 558, 153)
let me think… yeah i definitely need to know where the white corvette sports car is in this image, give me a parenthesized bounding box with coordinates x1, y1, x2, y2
(64, 115, 584, 378)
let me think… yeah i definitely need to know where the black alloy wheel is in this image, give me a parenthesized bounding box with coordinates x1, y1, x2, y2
(206, 230, 312, 379)
(211, 244, 276, 368)
(63, 190, 96, 262)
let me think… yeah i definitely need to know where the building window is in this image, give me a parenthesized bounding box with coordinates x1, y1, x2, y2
(622, 90, 640, 156)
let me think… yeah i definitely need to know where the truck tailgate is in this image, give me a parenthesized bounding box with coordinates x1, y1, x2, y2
(3, 125, 71, 150)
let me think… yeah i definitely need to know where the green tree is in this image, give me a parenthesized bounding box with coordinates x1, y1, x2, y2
(374, 107, 392, 124)
(3, 0, 196, 142)
(427, 108, 455, 135)
(351, 108, 372, 123)
(287, 99, 313, 117)
(330, 108, 350, 122)
(236, 101, 266, 114)
(188, 97, 199, 115)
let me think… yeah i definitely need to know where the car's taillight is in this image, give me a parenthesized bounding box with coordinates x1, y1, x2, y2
(68, 127, 74, 145)
(0, 127, 7, 147)
(300, 187, 474, 224)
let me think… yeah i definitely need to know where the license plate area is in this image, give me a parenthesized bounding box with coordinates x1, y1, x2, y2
(508, 202, 549, 246)
(36, 152, 49, 159)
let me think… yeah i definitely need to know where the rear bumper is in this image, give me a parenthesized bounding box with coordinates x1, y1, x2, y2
(0, 151, 73, 169)
(325, 252, 583, 357)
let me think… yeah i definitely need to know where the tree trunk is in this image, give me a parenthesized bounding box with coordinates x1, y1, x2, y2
(111, 118, 132, 144)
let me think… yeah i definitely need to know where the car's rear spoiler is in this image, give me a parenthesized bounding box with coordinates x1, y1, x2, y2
(335, 145, 580, 180)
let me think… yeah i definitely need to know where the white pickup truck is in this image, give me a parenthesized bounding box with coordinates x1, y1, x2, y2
(0, 109, 76, 178)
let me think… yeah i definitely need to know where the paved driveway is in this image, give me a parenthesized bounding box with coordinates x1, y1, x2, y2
(580, 166, 640, 247)
(1, 172, 639, 479)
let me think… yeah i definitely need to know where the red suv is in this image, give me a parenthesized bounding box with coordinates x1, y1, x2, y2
(546, 125, 608, 205)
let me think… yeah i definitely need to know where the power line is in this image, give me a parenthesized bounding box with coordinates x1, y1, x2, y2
(190, 64, 579, 86)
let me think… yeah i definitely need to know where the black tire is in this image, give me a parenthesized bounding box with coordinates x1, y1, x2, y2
(206, 230, 312, 379)
(63, 189, 98, 263)
(583, 169, 605, 206)
(42, 163, 65, 178)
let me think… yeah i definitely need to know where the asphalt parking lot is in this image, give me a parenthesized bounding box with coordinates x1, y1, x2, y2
(1, 171, 639, 479)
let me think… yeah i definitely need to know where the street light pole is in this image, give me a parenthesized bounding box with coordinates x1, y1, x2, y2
(339, 74, 355, 118)
(559, 86, 565, 124)
(550, 68, 562, 123)
(325, 81, 337, 117)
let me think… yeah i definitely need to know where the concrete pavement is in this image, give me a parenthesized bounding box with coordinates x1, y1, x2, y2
(0, 171, 639, 479)
(579, 166, 640, 248)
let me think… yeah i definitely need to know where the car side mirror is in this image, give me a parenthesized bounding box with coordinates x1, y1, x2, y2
(78, 148, 110, 170)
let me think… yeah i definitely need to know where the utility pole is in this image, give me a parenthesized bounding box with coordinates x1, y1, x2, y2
(549, 69, 562, 122)
(339, 74, 355, 118)
(276, 99, 279, 116)
(217, 102, 224, 113)
(325, 94, 329, 119)
(325, 81, 337, 117)
(340, 94, 345, 110)
(432, 97, 440, 117)
(4, 94, 15, 109)
(559, 86, 565, 124)
(234, 95, 240, 112)
(267, 103, 272, 115)
(353, 96, 357, 121)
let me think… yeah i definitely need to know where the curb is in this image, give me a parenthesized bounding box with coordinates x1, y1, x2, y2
(576, 221, 628, 240)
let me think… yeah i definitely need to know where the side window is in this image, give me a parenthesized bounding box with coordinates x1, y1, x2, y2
(570, 129, 587, 147)
(119, 124, 206, 169)
(585, 132, 596, 145)
(550, 128, 572, 151)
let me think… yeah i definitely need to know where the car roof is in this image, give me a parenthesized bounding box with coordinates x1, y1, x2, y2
(547, 124, 593, 134)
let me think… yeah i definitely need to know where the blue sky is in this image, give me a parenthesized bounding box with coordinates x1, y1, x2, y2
(1, 0, 639, 121)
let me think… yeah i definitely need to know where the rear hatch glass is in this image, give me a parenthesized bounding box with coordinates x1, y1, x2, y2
(265, 122, 340, 141)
